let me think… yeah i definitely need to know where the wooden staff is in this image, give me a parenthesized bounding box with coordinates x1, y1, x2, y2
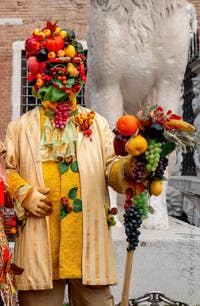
(121, 249, 134, 306)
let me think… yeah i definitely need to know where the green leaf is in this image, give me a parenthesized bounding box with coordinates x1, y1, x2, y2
(59, 162, 69, 174)
(68, 187, 78, 199)
(76, 42, 84, 53)
(160, 141, 176, 157)
(70, 161, 79, 172)
(69, 109, 79, 117)
(151, 175, 167, 181)
(54, 79, 64, 88)
(70, 40, 78, 48)
(46, 111, 54, 118)
(73, 199, 82, 212)
(60, 206, 67, 220)
(66, 78, 75, 88)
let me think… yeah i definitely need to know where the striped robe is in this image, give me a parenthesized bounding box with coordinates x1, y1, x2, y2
(4, 106, 119, 290)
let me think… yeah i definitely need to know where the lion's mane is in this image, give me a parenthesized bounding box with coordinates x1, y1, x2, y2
(91, 0, 187, 47)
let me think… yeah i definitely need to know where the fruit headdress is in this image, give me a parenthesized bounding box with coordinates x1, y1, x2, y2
(25, 21, 86, 103)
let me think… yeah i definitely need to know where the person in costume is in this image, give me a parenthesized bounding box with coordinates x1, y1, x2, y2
(4, 21, 127, 306)
(0, 142, 18, 306)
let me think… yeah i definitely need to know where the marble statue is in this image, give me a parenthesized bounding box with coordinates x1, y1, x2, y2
(86, 0, 192, 229)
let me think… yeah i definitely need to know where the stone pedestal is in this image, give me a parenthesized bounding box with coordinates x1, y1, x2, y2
(168, 176, 200, 226)
(111, 217, 200, 305)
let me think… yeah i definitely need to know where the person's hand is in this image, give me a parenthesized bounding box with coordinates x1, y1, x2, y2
(22, 187, 53, 217)
(123, 155, 135, 178)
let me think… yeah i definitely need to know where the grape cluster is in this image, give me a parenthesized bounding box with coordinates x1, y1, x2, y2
(145, 140, 162, 172)
(124, 206, 142, 251)
(54, 103, 71, 130)
(154, 157, 169, 179)
(133, 191, 149, 219)
(131, 160, 146, 183)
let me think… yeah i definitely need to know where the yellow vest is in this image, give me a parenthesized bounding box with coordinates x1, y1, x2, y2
(40, 108, 83, 279)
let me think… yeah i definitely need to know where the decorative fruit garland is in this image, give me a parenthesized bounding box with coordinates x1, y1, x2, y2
(113, 104, 197, 252)
(41, 101, 96, 139)
(114, 104, 197, 306)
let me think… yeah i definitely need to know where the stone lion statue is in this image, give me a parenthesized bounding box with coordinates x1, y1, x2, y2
(86, 0, 193, 229)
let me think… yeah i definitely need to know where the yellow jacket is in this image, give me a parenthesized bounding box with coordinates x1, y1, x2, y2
(4, 105, 121, 290)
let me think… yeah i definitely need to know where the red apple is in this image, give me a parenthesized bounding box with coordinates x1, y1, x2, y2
(25, 37, 40, 55)
(113, 130, 129, 156)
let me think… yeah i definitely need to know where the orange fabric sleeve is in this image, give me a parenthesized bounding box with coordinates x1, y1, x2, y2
(6, 172, 28, 198)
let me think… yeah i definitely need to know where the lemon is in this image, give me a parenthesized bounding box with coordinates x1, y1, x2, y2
(54, 26, 61, 34)
(125, 134, 148, 156)
(150, 180, 162, 196)
(59, 30, 67, 38)
(64, 45, 76, 57)
(33, 28, 40, 35)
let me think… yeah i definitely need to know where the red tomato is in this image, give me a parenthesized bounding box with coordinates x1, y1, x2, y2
(45, 36, 64, 52)
(38, 62, 46, 74)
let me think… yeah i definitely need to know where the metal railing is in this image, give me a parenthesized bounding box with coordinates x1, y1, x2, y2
(181, 31, 199, 176)
(116, 291, 189, 306)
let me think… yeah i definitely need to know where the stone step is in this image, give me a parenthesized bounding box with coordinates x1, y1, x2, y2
(111, 216, 200, 305)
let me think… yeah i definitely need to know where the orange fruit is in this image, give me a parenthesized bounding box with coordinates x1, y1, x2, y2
(48, 51, 56, 59)
(125, 134, 148, 156)
(57, 49, 65, 57)
(116, 115, 139, 136)
(150, 180, 162, 196)
(43, 29, 51, 37)
(10, 227, 17, 235)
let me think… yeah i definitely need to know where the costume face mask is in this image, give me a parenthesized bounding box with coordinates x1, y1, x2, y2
(25, 21, 87, 103)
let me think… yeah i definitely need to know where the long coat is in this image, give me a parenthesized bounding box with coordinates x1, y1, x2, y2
(4, 106, 118, 290)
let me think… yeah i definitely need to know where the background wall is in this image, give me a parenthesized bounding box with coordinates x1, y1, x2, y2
(191, 0, 200, 19)
(0, 0, 199, 139)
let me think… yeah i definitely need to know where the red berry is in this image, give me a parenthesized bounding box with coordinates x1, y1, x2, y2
(110, 207, 118, 215)
(9, 217, 17, 227)
(61, 196, 68, 204)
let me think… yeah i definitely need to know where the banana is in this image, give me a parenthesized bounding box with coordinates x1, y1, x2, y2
(164, 119, 195, 133)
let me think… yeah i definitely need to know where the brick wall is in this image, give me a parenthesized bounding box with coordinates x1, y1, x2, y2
(0, 0, 199, 140)
(190, 0, 200, 23)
